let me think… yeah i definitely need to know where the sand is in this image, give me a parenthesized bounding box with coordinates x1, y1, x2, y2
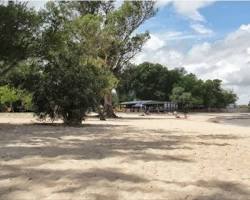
(0, 112, 250, 200)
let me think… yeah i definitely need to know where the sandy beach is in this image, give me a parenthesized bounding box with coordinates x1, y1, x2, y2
(0, 112, 250, 200)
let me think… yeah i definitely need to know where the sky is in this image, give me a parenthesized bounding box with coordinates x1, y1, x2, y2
(29, 1, 250, 104)
(133, 1, 250, 105)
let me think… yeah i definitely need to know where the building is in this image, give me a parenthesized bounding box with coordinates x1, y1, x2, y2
(119, 100, 178, 112)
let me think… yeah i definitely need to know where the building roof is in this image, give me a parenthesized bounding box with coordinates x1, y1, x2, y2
(120, 100, 169, 106)
(120, 100, 152, 105)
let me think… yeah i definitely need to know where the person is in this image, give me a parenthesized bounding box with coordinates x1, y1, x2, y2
(183, 104, 189, 119)
(98, 105, 106, 121)
(144, 106, 150, 115)
(173, 111, 180, 118)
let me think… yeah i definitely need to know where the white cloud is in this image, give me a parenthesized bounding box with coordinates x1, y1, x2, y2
(172, 1, 214, 22)
(28, 1, 47, 10)
(134, 24, 250, 104)
(135, 49, 183, 68)
(144, 34, 165, 51)
(157, 31, 197, 41)
(134, 31, 197, 67)
(191, 23, 213, 35)
(247, 48, 250, 55)
(156, 1, 215, 36)
(156, 0, 215, 22)
(155, 0, 173, 8)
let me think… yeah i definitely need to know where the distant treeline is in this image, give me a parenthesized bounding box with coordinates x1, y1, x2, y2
(117, 62, 237, 110)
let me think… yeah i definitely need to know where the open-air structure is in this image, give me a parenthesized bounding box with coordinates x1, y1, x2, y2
(119, 100, 178, 112)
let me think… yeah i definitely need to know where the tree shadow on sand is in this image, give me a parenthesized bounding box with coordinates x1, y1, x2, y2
(0, 122, 243, 164)
(164, 179, 250, 200)
(0, 122, 246, 199)
(0, 123, 236, 162)
(0, 165, 149, 200)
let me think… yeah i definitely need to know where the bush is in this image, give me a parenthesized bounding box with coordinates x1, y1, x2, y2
(0, 85, 33, 112)
(32, 62, 116, 125)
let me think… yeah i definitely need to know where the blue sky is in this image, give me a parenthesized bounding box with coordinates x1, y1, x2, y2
(29, 1, 250, 104)
(159, 2, 250, 33)
(134, 1, 250, 104)
(138, 1, 250, 45)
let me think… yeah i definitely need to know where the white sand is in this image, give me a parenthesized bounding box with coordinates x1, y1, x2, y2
(0, 112, 250, 200)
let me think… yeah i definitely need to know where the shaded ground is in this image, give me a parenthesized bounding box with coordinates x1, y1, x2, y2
(0, 113, 250, 200)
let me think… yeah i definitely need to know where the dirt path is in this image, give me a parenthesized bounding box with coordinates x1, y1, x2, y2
(0, 113, 250, 200)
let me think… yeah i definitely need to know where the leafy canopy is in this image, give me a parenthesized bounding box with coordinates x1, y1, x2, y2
(118, 62, 237, 109)
(0, 85, 32, 111)
(31, 2, 118, 125)
(0, 1, 40, 76)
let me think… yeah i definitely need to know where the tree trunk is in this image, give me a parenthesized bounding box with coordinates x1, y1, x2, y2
(63, 110, 84, 126)
(97, 105, 106, 121)
(64, 118, 83, 126)
(104, 92, 118, 118)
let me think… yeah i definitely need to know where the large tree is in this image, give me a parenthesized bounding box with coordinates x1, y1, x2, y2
(203, 79, 238, 109)
(0, 1, 40, 76)
(175, 73, 204, 106)
(117, 62, 183, 101)
(47, 1, 156, 117)
(170, 86, 192, 113)
(102, 1, 156, 116)
(29, 3, 117, 125)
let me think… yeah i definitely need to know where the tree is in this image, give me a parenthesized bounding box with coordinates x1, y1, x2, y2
(117, 62, 237, 110)
(37, 1, 156, 118)
(202, 79, 238, 109)
(32, 63, 115, 125)
(31, 4, 117, 125)
(0, 85, 19, 111)
(103, 2, 156, 73)
(221, 90, 238, 107)
(0, 1, 40, 76)
(175, 73, 204, 106)
(170, 87, 192, 113)
(116, 64, 137, 102)
(0, 85, 32, 112)
(117, 62, 183, 101)
(102, 1, 156, 117)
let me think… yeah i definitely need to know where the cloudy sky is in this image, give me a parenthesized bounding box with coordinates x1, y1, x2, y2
(134, 1, 250, 104)
(29, 1, 250, 104)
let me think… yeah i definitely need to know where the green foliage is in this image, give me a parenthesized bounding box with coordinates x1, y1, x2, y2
(118, 62, 238, 109)
(1, 62, 41, 92)
(222, 90, 238, 107)
(175, 73, 204, 105)
(0, 85, 32, 111)
(39, 1, 156, 75)
(0, 1, 156, 121)
(31, 3, 118, 125)
(1, 0, 238, 123)
(30, 1, 155, 122)
(0, 85, 19, 105)
(103, 1, 156, 73)
(0, 2, 40, 76)
(117, 62, 183, 101)
(33, 63, 115, 124)
(19, 91, 33, 111)
(170, 87, 192, 112)
(202, 79, 238, 108)
(116, 64, 137, 102)
(112, 91, 120, 107)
